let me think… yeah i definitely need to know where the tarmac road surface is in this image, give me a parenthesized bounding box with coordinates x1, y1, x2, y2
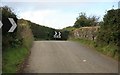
(24, 41, 118, 73)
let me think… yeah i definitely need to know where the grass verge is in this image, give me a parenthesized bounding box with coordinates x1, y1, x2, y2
(3, 47, 29, 73)
(70, 38, 119, 60)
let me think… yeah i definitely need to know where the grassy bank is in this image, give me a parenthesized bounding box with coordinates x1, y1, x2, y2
(70, 38, 119, 60)
(3, 47, 29, 73)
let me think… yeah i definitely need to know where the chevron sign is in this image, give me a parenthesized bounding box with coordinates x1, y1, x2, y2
(0, 18, 17, 32)
(54, 31, 61, 38)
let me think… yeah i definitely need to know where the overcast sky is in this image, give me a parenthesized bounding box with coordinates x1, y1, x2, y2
(1, 0, 119, 29)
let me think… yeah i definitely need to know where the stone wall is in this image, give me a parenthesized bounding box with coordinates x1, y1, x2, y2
(70, 26, 100, 40)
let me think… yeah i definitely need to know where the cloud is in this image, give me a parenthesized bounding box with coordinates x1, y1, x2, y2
(2, 1, 118, 29)
(19, 9, 77, 29)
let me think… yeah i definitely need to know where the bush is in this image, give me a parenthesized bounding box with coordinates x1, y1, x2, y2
(17, 19, 34, 49)
(97, 9, 120, 46)
(96, 9, 120, 58)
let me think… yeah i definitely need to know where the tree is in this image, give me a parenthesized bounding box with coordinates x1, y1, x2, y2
(74, 12, 87, 28)
(97, 9, 120, 46)
(73, 12, 99, 28)
(87, 16, 99, 26)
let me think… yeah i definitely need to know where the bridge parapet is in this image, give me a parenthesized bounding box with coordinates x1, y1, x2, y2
(71, 26, 100, 40)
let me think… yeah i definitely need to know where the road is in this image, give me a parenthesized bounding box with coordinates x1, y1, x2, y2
(24, 41, 118, 73)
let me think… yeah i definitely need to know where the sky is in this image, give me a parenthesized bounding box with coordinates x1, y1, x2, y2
(1, 0, 119, 29)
